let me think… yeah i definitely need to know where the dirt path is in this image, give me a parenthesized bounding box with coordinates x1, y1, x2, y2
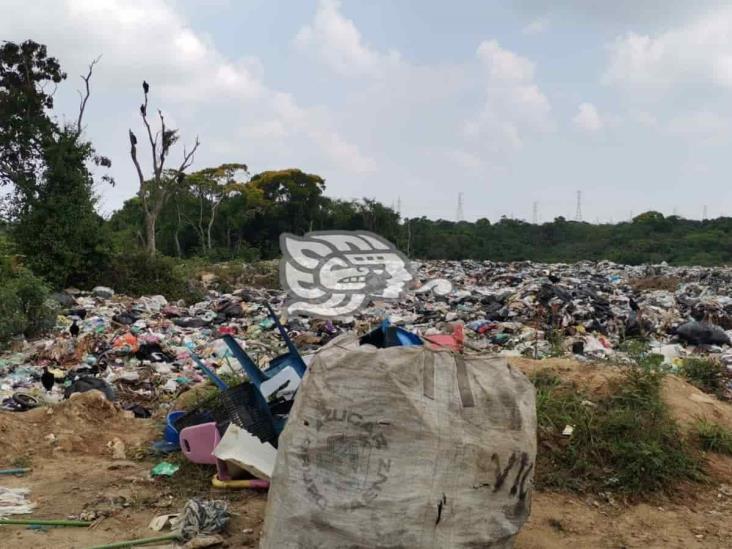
(3, 456, 730, 548)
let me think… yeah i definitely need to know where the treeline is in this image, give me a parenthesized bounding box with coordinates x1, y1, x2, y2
(109, 182, 732, 267)
(405, 211, 732, 265)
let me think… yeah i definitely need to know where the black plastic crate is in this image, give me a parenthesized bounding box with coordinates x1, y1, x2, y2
(174, 382, 279, 447)
(221, 382, 278, 447)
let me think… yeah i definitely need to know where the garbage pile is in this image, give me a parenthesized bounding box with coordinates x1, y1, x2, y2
(2, 259, 732, 414)
(405, 260, 732, 367)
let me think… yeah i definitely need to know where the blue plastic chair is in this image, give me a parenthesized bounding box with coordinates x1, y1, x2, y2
(222, 303, 307, 391)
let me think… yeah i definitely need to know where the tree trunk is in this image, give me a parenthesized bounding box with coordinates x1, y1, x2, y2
(173, 229, 182, 257)
(145, 212, 157, 256)
(174, 201, 183, 257)
(206, 219, 214, 251)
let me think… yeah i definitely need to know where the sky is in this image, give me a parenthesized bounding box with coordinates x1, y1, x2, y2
(2, 0, 732, 223)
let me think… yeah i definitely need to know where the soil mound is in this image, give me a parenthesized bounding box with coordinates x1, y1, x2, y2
(0, 391, 156, 461)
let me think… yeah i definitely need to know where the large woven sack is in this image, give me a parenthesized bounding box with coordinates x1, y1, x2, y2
(260, 336, 537, 548)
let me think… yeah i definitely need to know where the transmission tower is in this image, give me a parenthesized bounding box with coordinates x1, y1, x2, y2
(396, 196, 402, 217)
(456, 192, 464, 222)
(703, 205, 708, 220)
(532, 201, 538, 224)
(575, 190, 583, 222)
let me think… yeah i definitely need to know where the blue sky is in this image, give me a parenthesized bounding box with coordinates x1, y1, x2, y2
(2, 0, 732, 222)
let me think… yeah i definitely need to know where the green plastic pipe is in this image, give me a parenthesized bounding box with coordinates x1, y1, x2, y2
(0, 467, 30, 475)
(84, 533, 181, 549)
(0, 518, 91, 527)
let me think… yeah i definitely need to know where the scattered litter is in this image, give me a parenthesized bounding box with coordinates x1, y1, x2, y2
(212, 423, 276, 480)
(148, 513, 178, 532)
(108, 438, 127, 460)
(562, 425, 575, 437)
(171, 498, 229, 540)
(0, 487, 35, 517)
(151, 462, 180, 477)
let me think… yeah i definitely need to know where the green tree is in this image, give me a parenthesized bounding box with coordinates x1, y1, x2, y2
(247, 169, 325, 255)
(0, 41, 111, 287)
(14, 129, 109, 287)
(184, 163, 249, 253)
(0, 40, 64, 211)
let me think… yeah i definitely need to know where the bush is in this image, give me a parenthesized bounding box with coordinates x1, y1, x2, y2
(97, 250, 201, 302)
(681, 358, 727, 398)
(0, 268, 57, 344)
(532, 364, 702, 496)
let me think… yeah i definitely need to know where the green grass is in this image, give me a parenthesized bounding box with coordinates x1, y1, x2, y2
(616, 337, 651, 359)
(546, 329, 565, 357)
(693, 420, 732, 455)
(157, 453, 215, 498)
(532, 363, 703, 496)
(680, 358, 727, 398)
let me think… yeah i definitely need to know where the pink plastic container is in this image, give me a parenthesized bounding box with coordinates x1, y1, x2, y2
(179, 422, 220, 465)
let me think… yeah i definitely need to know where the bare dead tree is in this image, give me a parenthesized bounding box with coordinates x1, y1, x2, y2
(129, 81, 199, 255)
(76, 56, 101, 137)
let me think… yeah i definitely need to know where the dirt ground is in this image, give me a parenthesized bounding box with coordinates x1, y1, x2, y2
(1, 361, 731, 548)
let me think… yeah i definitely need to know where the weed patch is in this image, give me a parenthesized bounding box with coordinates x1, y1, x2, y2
(680, 358, 728, 399)
(532, 364, 703, 496)
(693, 420, 732, 455)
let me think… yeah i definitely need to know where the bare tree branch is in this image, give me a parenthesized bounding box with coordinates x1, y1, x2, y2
(176, 137, 200, 174)
(128, 130, 148, 213)
(139, 89, 158, 176)
(158, 109, 166, 175)
(76, 55, 101, 136)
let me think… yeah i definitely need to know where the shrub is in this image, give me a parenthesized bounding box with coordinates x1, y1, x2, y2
(0, 268, 57, 344)
(97, 250, 201, 302)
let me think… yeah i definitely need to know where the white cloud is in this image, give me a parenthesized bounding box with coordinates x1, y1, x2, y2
(603, 7, 732, 93)
(464, 40, 552, 155)
(476, 40, 535, 82)
(446, 149, 484, 170)
(0, 0, 375, 209)
(634, 111, 659, 127)
(573, 102, 605, 132)
(666, 111, 729, 138)
(522, 18, 550, 35)
(294, 0, 400, 77)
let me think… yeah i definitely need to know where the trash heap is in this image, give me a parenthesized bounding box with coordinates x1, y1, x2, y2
(2, 259, 732, 413)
